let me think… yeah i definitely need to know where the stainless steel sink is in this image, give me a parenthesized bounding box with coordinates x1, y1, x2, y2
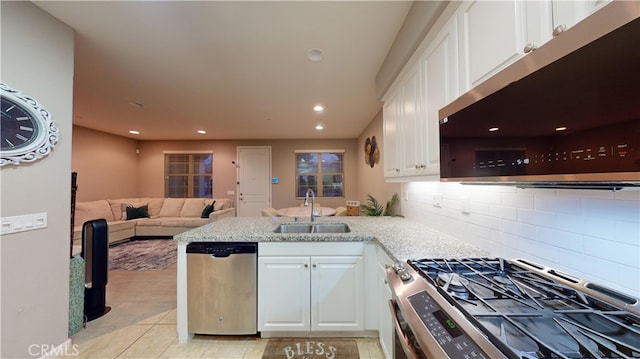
(311, 223, 351, 233)
(273, 223, 313, 233)
(273, 223, 351, 234)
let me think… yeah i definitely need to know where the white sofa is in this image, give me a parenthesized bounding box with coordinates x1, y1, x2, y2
(73, 197, 234, 245)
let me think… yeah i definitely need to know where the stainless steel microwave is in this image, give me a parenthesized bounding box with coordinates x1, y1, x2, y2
(438, 2, 640, 189)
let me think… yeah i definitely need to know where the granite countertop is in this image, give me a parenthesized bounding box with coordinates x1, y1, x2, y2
(174, 216, 490, 262)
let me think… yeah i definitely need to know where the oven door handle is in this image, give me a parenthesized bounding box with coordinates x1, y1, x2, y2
(388, 300, 420, 359)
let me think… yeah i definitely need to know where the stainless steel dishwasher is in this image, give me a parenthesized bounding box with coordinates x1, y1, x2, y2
(186, 242, 257, 335)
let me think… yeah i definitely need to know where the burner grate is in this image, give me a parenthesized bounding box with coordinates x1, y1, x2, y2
(408, 258, 640, 358)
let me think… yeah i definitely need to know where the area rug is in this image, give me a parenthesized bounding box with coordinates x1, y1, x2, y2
(261, 338, 359, 359)
(109, 239, 177, 271)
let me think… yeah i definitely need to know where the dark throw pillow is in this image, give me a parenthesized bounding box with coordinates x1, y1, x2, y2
(201, 201, 215, 218)
(126, 204, 149, 220)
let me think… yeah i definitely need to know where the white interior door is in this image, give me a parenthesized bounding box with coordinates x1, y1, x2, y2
(236, 146, 271, 217)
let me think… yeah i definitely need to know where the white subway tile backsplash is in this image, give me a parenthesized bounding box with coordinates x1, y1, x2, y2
(401, 182, 640, 297)
(614, 220, 640, 245)
(534, 193, 582, 215)
(502, 220, 536, 240)
(489, 204, 517, 221)
(501, 192, 534, 209)
(617, 264, 640, 296)
(468, 201, 490, 215)
(581, 198, 640, 222)
(557, 213, 615, 240)
(517, 208, 557, 228)
(535, 227, 584, 251)
(582, 236, 639, 265)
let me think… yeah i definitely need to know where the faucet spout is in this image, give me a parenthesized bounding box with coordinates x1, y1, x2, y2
(304, 189, 317, 222)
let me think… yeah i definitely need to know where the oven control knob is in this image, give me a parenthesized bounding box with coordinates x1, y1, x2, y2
(399, 270, 412, 282)
(392, 262, 405, 272)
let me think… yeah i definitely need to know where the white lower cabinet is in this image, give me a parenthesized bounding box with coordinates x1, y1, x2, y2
(258, 243, 365, 332)
(377, 247, 395, 359)
(258, 256, 310, 331)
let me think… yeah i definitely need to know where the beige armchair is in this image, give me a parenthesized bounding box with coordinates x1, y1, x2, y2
(299, 202, 321, 207)
(261, 207, 278, 217)
(334, 206, 347, 216)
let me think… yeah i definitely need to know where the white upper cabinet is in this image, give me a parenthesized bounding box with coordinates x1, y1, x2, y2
(382, 0, 609, 181)
(457, 0, 612, 93)
(421, 16, 458, 176)
(399, 66, 424, 177)
(457, 0, 530, 91)
(551, 0, 611, 37)
(382, 15, 458, 180)
(382, 91, 401, 178)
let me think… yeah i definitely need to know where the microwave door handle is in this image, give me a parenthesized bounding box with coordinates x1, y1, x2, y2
(389, 300, 420, 359)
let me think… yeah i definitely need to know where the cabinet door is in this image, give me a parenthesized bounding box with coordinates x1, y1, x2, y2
(421, 16, 459, 177)
(552, 0, 610, 35)
(383, 91, 402, 177)
(377, 249, 395, 359)
(458, 0, 527, 91)
(400, 66, 424, 177)
(258, 256, 310, 331)
(311, 256, 364, 331)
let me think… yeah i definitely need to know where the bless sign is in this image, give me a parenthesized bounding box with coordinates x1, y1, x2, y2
(283, 341, 337, 359)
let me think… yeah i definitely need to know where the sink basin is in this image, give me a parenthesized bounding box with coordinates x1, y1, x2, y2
(311, 223, 351, 233)
(273, 223, 351, 234)
(273, 223, 313, 233)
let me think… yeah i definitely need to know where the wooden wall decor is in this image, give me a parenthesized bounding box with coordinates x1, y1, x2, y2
(364, 136, 380, 168)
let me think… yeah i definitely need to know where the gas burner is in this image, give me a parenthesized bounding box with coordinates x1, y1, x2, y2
(492, 275, 511, 286)
(437, 273, 470, 297)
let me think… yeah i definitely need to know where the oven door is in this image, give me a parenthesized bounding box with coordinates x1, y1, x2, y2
(388, 300, 425, 359)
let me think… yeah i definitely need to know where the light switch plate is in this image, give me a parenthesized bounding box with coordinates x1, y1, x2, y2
(0, 213, 47, 235)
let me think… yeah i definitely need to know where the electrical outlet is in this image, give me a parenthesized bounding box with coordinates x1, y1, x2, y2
(433, 194, 442, 207)
(461, 197, 470, 213)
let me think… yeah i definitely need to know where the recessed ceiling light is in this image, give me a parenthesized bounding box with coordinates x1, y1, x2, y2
(489, 127, 499, 132)
(555, 126, 567, 131)
(129, 101, 143, 108)
(315, 121, 325, 130)
(307, 48, 324, 62)
(129, 130, 140, 135)
(313, 105, 324, 112)
(197, 130, 206, 134)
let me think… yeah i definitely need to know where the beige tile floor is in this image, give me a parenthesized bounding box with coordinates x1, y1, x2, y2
(64, 262, 385, 358)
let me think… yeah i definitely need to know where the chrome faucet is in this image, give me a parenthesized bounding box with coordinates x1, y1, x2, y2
(304, 188, 317, 222)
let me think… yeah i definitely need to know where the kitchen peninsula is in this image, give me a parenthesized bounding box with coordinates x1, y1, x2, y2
(174, 216, 489, 344)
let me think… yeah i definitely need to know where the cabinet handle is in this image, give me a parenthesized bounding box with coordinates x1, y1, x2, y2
(415, 164, 420, 169)
(395, 168, 400, 173)
(420, 164, 426, 169)
(523, 42, 537, 53)
(312, 264, 317, 268)
(553, 24, 567, 37)
(304, 264, 308, 268)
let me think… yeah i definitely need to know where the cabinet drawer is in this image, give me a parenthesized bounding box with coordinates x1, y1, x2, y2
(259, 242, 365, 256)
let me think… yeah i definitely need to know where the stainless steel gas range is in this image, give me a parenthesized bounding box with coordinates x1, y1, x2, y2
(387, 257, 640, 358)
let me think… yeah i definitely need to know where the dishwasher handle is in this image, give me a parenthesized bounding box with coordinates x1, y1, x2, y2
(186, 242, 257, 257)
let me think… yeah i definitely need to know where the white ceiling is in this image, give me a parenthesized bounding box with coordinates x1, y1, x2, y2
(34, 1, 414, 140)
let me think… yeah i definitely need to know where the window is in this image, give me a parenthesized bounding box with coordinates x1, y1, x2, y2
(295, 151, 344, 198)
(165, 152, 213, 198)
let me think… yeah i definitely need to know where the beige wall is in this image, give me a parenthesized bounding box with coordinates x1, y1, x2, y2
(137, 139, 358, 209)
(72, 126, 139, 201)
(1, 2, 75, 357)
(356, 110, 402, 213)
(72, 136, 360, 209)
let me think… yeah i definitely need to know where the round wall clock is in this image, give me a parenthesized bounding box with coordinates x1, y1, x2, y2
(1, 82, 59, 166)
